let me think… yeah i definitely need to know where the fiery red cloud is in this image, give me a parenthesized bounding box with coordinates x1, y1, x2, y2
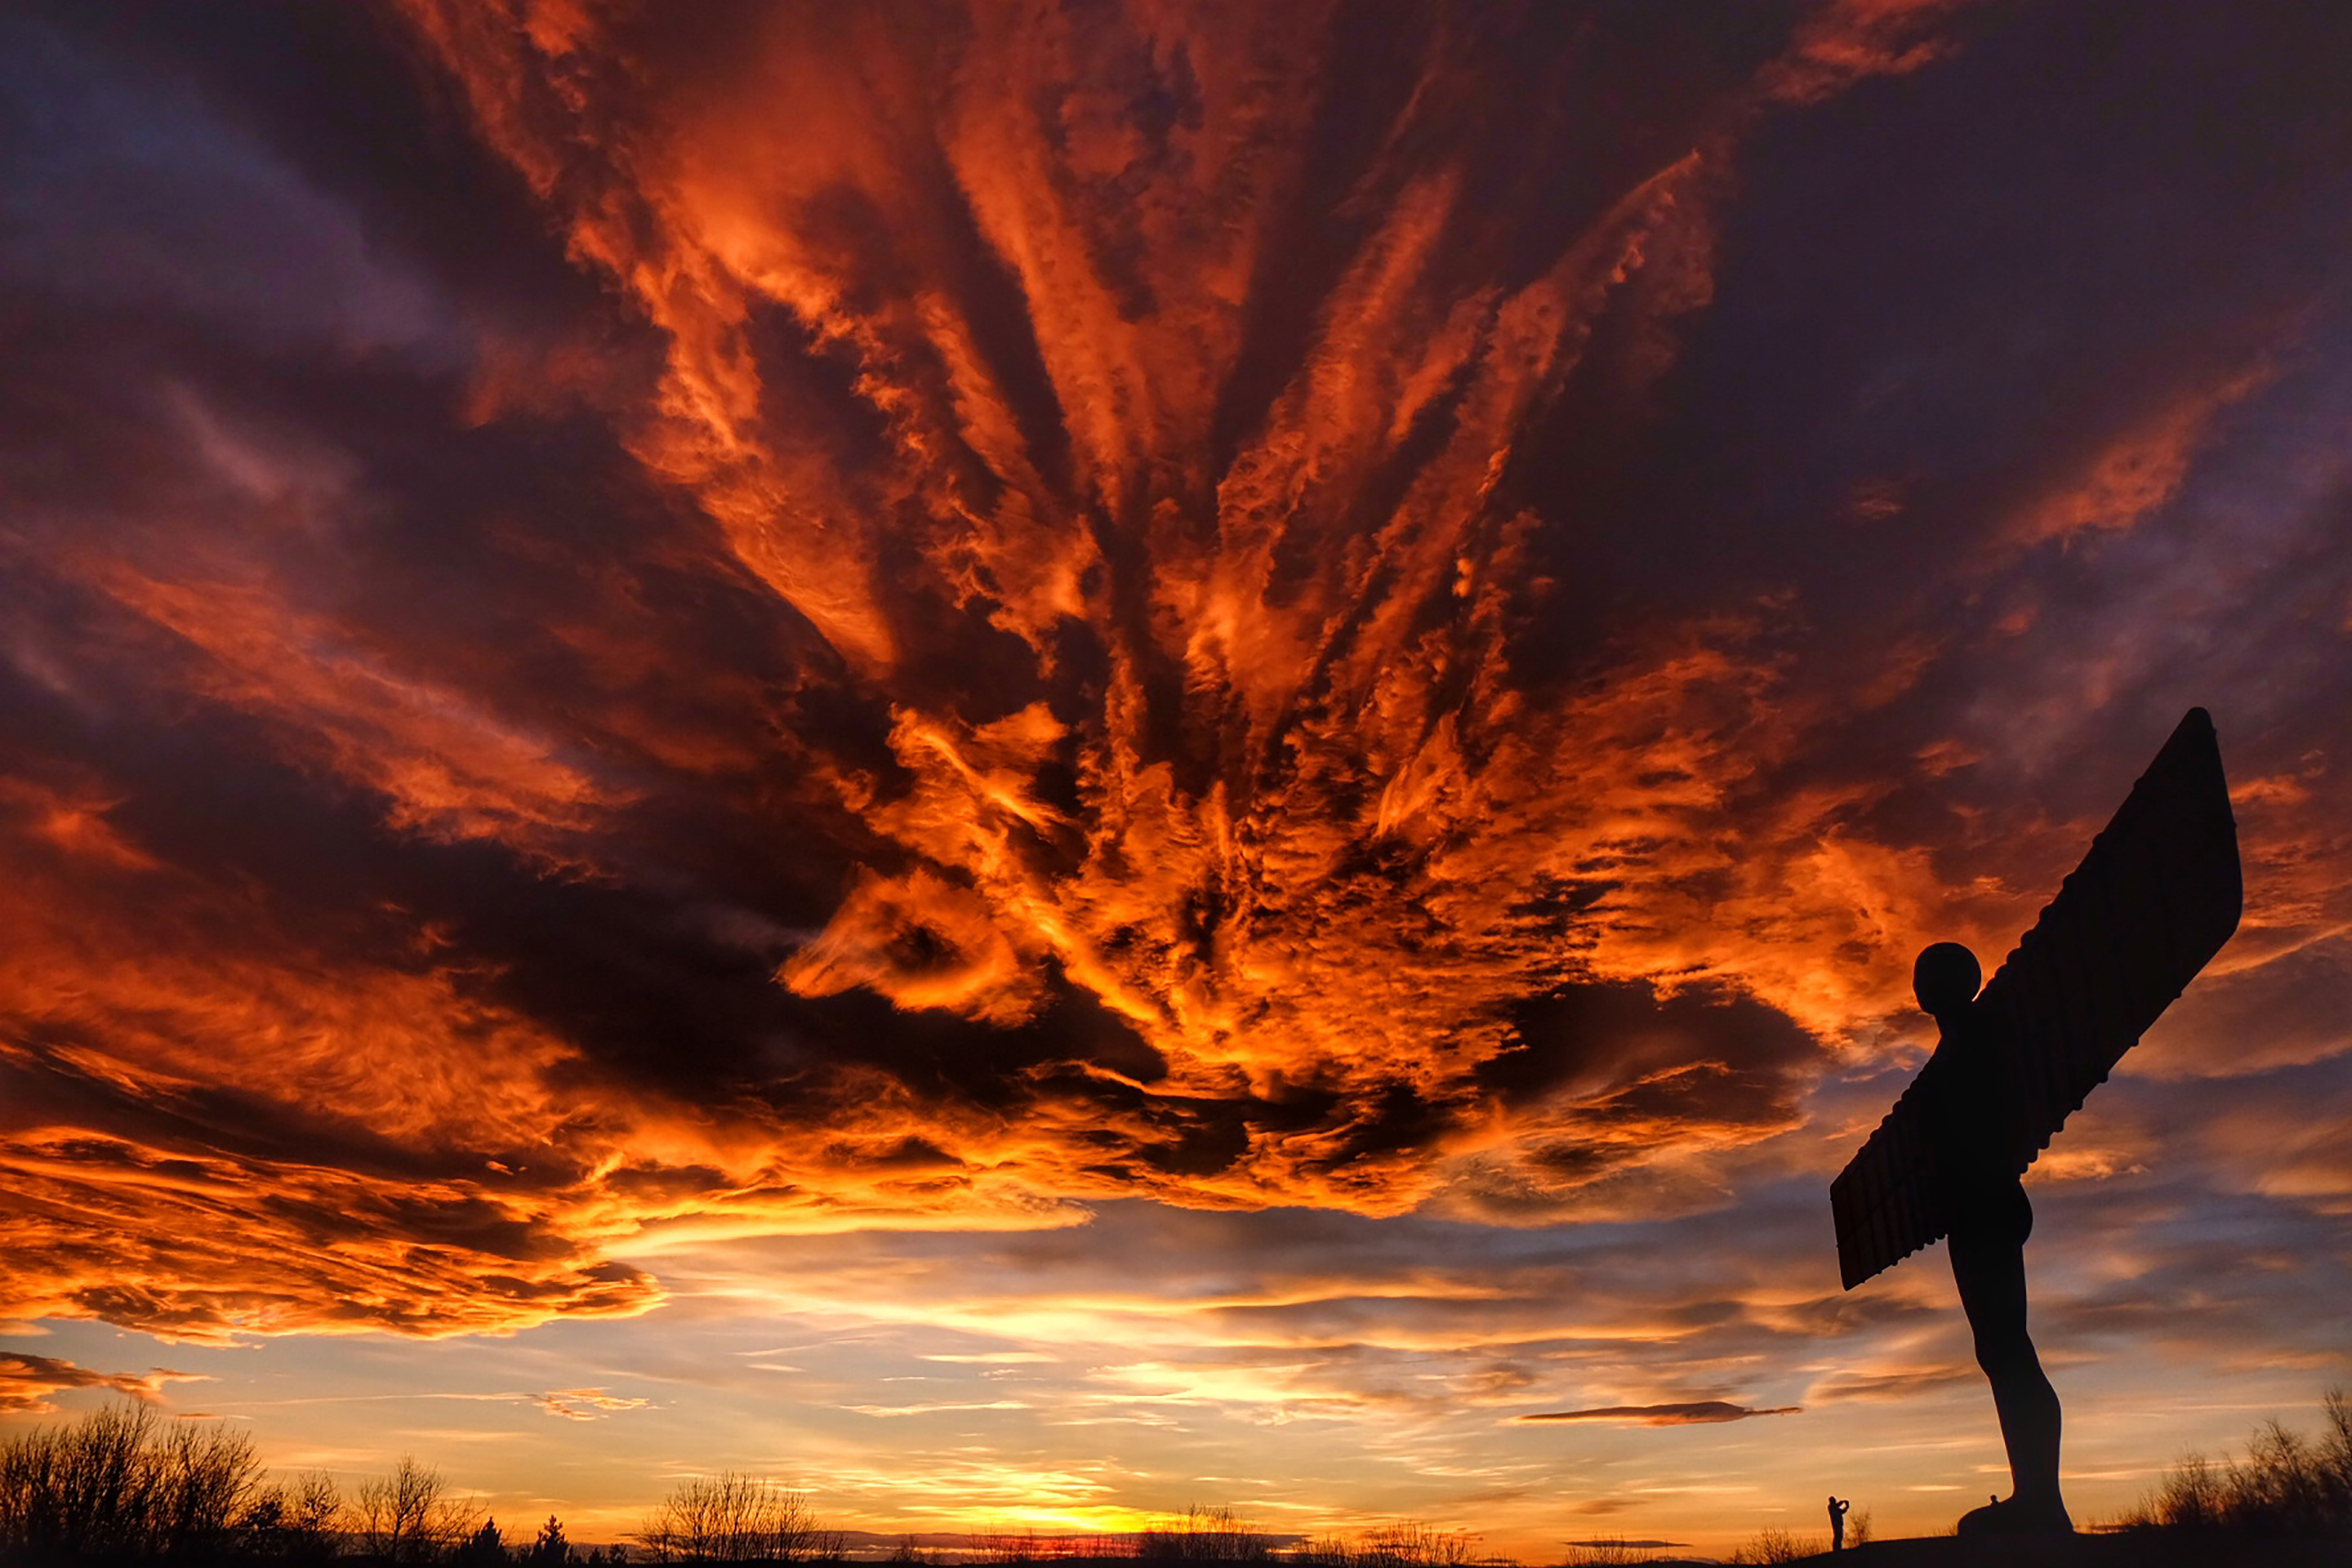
(2, 0, 2349, 1362)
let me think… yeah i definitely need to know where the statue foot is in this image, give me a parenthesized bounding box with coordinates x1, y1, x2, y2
(1955, 1495, 2072, 1537)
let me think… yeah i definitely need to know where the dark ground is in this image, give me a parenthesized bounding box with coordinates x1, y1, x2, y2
(1773, 1530, 2351, 1566)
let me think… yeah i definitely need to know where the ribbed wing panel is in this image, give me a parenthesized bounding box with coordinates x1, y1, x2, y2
(1829, 1059, 1947, 1289)
(1831, 710, 2241, 1291)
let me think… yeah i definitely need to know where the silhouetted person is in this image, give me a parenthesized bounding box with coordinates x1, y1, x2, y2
(1826, 1496, 1850, 1551)
(1916, 941, 2069, 1536)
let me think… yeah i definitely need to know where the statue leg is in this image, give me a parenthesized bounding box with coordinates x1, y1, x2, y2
(1948, 1221, 2068, 1528)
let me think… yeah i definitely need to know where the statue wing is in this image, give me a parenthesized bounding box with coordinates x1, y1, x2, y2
(1831, 708, 2242, 1290)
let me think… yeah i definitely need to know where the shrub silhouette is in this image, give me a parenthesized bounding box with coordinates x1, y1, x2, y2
(1281, 1521, 1492, 1568)
(1357, 1521, 1485, 1568)
(967, 1525, 1090, 1563)
(1723, 1526, 1814, 1565)
(1133, 1504, 1271, 1561)
(2120, 1386, 2352, 1535)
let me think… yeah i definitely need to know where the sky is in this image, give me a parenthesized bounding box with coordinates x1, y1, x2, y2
(2, 0, 2350, 1557)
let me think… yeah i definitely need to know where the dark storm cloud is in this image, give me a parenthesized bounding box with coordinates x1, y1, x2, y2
(0, 16, 445, 351)
(1484, 982, 1820, 1108)
(0, 0, 2345, 1350)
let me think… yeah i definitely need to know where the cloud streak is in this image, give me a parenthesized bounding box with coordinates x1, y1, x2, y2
(1519, 1401, 1802, 1427)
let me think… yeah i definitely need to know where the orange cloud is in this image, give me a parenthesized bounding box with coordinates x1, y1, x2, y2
(1757, 0, 1967, 107)
(372, 0, 1956, 1234)
(0, 776, 161, 873)
(0, 1353, 207, 1415)
(1998, 363, 2274, 552)
(84, 561, 622, 857)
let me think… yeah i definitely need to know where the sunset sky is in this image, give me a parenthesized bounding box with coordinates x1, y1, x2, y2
(4, 1, 2350, 1557)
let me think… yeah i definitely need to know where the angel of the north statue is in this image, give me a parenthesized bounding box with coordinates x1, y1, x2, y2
(1830, 708, 2242, 1536)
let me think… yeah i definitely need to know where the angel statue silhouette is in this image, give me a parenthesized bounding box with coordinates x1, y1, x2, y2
(1831, 709, 2242, 1536)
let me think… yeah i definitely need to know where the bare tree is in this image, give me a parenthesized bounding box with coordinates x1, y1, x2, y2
(20, 1400, 159, 1558)
(2326, 1387, 2352, 1508)
(288, 1473, 349, 1557)
(239, 1472, 344, 1562)
(975, 1526, 1093, 1564)
(1290, 1535, 1354, 1568)
(967, 1526, 1033, 1566)
(0, 1401, 263, 1560)
(359, 1456, 478, 1563)
(0, 1414, 68, 1557)
(154, 1416, 265, 1557)
(639, 1472, 825, 1563)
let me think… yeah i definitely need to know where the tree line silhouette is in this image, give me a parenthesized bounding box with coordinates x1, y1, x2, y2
(7, 1392, 2352, 1565)
(0, 1405, 1506, 1568)
(0, 1404, 606, 1566)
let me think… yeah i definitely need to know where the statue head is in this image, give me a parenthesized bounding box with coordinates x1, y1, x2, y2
(1913, 941, 1982, 1018)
